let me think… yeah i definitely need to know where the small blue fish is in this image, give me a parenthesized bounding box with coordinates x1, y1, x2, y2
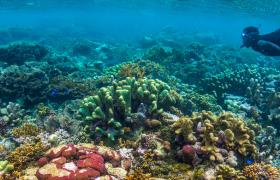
(50, 88, 59, 97)
(245, 159, 254, 165)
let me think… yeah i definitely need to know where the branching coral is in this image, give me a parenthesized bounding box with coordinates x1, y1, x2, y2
(202, 64, 279, 105)
(172, 111, 257, 166)
(7, 141, 47, 171)
(79, 77, 183, 141)
(242, 163, 280, 180)
(12, 123, 39, 138)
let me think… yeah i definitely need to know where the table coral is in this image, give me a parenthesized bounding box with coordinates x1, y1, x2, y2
(172, 111, 257, 166)
(78, 77, 183, 141)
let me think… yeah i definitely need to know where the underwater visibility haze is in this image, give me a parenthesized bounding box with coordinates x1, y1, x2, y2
(0, 0, 279, 179)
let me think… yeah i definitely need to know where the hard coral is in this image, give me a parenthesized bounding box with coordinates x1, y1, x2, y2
(12, 123, 39, 138)
(36, 144, 128, 179)
(7, 141, 47, 171)
(78, 77, 183, 141)
(242, 163, 280, 180)
(172, 111, 257, 166)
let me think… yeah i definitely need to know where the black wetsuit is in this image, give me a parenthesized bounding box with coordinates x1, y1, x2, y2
(252, 29, 280, 56)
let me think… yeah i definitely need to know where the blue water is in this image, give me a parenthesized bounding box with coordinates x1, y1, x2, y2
(0, 1, 278, 46)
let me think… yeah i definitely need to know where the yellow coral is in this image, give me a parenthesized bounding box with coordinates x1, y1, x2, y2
(172, 111, 257, 163)
(12, 124, 39, 138)
(7, 141, 47, 171)
(216, 164, 245, 179)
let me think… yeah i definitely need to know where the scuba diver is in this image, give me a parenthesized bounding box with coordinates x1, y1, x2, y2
(241, 26, 280, 56)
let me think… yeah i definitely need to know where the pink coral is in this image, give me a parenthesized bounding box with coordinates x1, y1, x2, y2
(36, 144, 129, 179)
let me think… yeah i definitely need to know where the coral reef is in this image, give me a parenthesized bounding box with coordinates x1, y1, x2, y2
(0, 31, 279, 180)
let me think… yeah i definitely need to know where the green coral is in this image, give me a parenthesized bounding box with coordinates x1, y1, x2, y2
(0, 160, 14, 175)
(79, 77, 183, 141)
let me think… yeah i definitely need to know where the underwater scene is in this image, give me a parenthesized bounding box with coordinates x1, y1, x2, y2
(0, 0, 280, 179)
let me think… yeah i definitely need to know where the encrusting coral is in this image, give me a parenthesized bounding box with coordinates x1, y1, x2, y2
(172, 111, 257, 166)
(78, 77, 183, 141)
